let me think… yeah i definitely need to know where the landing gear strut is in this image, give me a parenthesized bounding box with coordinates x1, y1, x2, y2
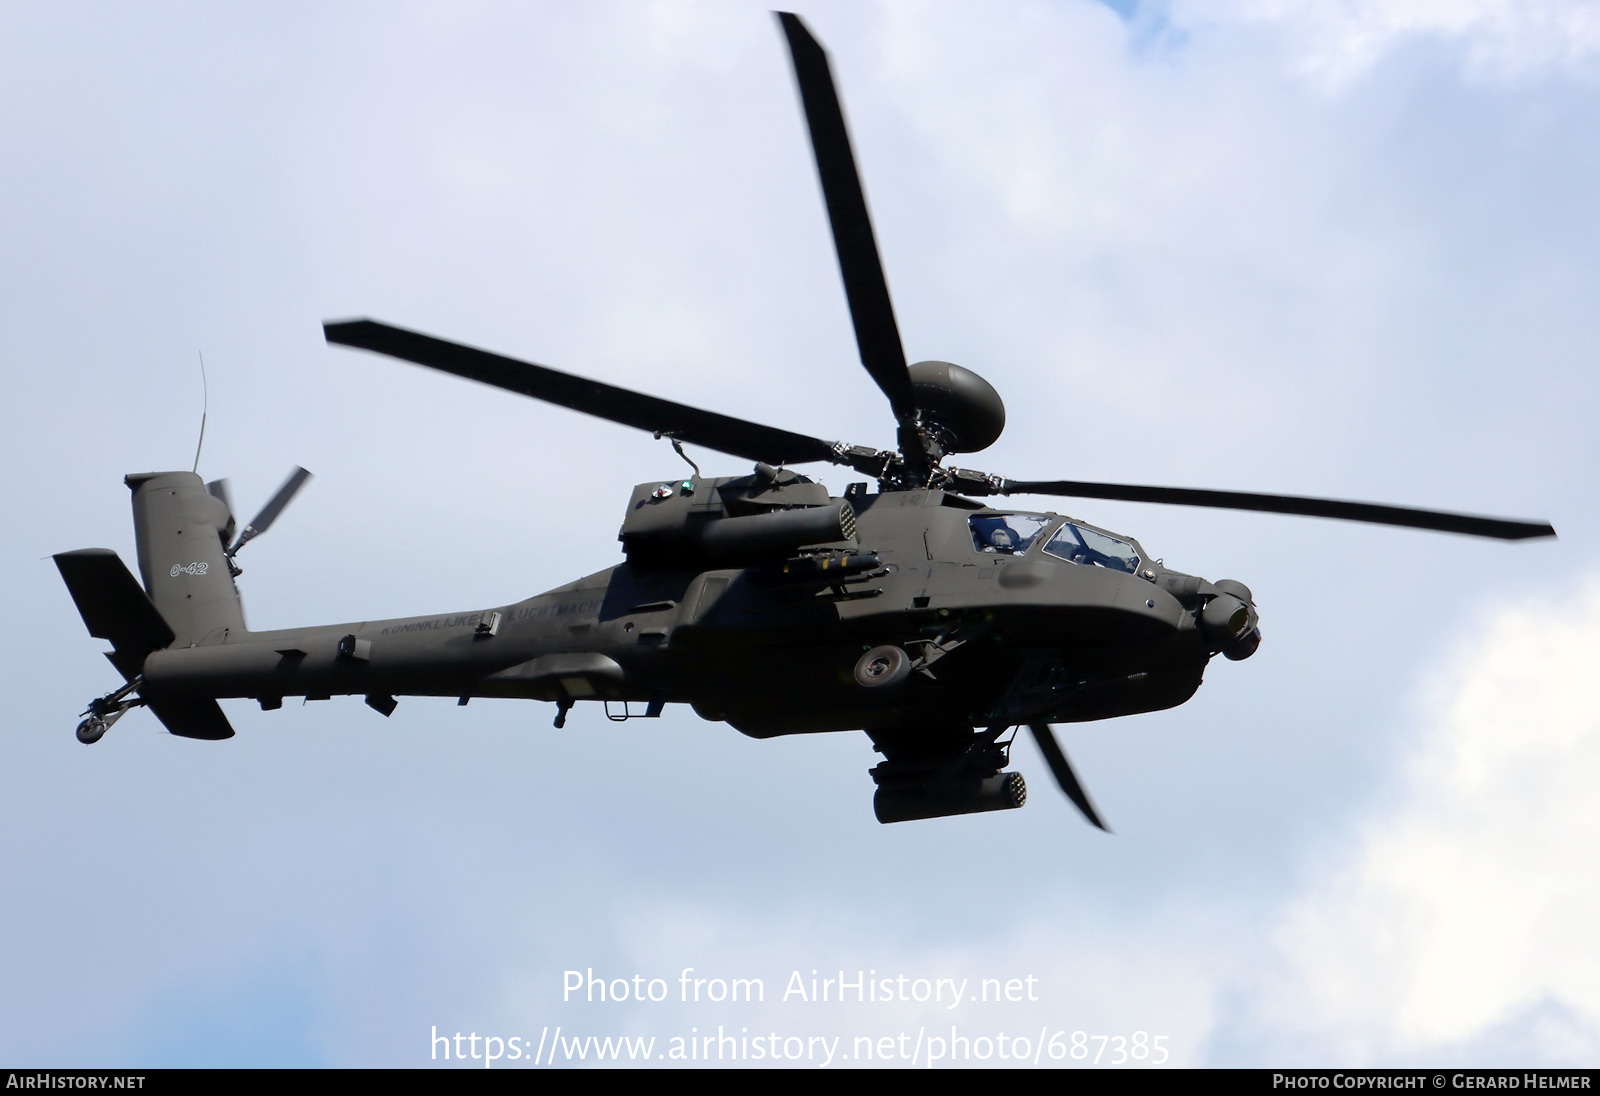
(75, 676, 144, 745)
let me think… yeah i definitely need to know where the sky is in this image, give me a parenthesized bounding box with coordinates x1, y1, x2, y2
(2, 0, 1597, 1069)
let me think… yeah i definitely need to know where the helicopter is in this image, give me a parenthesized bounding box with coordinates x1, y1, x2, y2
(54, 12, 1555, 830)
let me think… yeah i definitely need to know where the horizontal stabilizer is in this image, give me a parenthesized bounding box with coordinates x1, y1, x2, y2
(54, 549, 174, 668)
(146, 697, 235, 740)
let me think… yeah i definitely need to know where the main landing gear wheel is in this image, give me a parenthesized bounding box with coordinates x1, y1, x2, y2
(74, 691, 134, 745)
(854, 645, 910, 689)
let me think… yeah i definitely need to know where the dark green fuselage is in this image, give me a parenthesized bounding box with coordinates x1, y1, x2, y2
(137, 478, 1214, 738)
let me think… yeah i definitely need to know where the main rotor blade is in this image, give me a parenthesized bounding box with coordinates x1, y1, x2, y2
(324, 319, 840, 467)
(777, 12, 917, 425)
(231, 466, 312, 554)
(997, 480, 1556, 541)
(1027, 723, 1109, 832)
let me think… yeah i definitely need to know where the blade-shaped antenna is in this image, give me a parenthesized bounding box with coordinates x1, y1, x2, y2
(324, 319, 842, 466)
(192, 350, 209, 473)
(777, 12, 918, 427)
(229, 466, 312, 556)
(995, 480, 1556, 541)
(1028, 723, 1110, 831)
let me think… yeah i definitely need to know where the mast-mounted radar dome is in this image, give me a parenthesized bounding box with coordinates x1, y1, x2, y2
(908, 360, 1006, 454)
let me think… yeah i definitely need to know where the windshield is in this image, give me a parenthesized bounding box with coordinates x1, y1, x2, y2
(1042, 521, 1141, 573)
(969, 513, 1052, 555)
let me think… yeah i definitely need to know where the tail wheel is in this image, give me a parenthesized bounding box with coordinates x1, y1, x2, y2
(854, 645, 911, 689)
(76, 717, 107, 745)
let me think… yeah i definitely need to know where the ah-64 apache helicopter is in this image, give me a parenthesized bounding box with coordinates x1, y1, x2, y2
(55, 14, 1554, 828)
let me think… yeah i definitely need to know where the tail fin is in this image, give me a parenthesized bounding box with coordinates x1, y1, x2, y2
(55, 477, 241, 740)
(125, 471, 247, 647)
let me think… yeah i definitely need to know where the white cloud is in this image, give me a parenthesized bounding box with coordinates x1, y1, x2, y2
(1251, 579, 1600, 1062)
(1173, 0, 1600, 87)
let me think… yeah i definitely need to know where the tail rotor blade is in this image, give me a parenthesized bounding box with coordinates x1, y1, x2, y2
(230, 466, 312, 555)
(205, 477, 234, 519)
(1028, 723, 1110, 831)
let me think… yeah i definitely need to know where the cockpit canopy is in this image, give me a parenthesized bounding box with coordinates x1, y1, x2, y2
(970, 512, 1142, 574)
(1043, 521, 1141, 573)
(970, 513, 1051, 555)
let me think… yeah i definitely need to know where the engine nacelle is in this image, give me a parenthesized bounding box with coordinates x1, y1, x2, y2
(694, 501, 857, 562)
(620, 472, 858, 566)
